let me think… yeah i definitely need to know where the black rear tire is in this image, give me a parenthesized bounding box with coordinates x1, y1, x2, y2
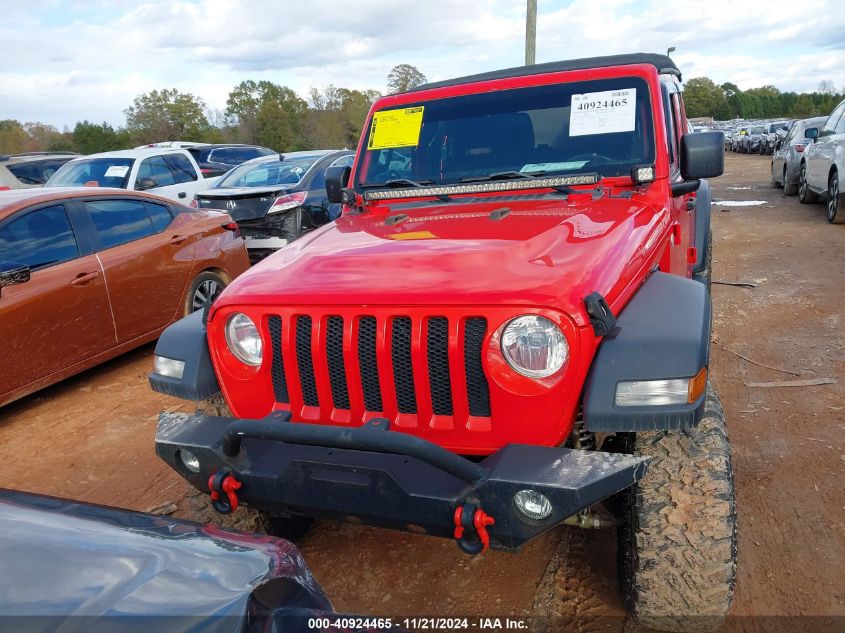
(184, 271, 226, 316)
(783, 165, 798, 196)
(827, 170, 844, 224)
(798, 163, 819, 204)
(618, 385, 737, 632)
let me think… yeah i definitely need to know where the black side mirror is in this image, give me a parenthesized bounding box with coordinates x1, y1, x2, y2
(325, 165, 351, 204)
(136, 178, 157, 191)
(805, 127, 819, 141)
(680, 131, 724, 181)
(0, 262, 30, 293)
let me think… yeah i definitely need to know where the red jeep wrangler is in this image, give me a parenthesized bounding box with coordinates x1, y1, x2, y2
(151, 53, 734, 630)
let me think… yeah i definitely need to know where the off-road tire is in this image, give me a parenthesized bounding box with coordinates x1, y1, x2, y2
(827, 170, 844, 224)
(184, 271, 226, 316)
(618, 385, 737, 632)
(798, 163, 819, 204)
(196, 392, 231, 416)
(258, 511, 315, 541)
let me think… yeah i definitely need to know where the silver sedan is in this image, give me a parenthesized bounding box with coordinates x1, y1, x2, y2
(771, 116, 827, 195)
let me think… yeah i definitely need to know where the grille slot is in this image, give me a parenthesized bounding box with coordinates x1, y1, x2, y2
(268, 316, 289, 403)
(326, 316, 350, 409)
(295, 316, 319, 407)
(464, 317, 491, 416)
(358, 317, 383, 411)
(391, 317, 417, 414)
(427, 317, 453, 415)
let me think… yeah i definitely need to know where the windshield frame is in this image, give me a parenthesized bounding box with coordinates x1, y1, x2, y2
(353, 75, 657, 197)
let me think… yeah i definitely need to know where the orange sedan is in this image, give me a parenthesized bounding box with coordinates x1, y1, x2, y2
(0, 187, 250, 407)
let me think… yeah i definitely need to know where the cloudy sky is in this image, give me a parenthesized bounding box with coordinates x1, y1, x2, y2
(3, 0, 844, 128)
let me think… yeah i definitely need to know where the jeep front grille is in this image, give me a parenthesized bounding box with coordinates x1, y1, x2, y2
(265, 311, 491, 427)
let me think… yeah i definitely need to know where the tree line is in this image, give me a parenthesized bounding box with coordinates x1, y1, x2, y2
(683, 77, 843, 120)
(0, 64, 427, 155)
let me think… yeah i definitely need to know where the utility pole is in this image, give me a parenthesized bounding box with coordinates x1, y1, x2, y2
(525, 0, 537, 65)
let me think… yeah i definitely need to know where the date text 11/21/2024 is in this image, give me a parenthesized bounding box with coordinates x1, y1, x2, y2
(306, 617, 530, 630)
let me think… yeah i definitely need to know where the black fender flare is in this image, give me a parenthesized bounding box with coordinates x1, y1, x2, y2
(583, 272, 711, 432)
(148, 309, 220, 401)
(692, 179, 711, 274)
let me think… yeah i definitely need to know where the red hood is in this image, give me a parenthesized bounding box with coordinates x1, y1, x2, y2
(215, 193, 669, 327)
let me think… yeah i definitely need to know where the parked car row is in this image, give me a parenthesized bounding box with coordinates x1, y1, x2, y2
(720, 120, 790, 154)
(765, 100, 845, 224)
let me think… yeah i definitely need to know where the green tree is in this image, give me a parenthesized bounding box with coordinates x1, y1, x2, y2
(226, 80, 308, 148)
(124, 88, 212, 144)
(683, 77, 728, 118)
(386, 64, 426, 94)
(305, 86, 380, 148)
(72, 121, 130, 154)
(0, 120, 28, 153)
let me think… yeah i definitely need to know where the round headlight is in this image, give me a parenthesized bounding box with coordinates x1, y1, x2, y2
(225, 313, 263, 365)
(501, 315, 568, 378)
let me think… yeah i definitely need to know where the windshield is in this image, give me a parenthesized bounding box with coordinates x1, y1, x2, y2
(46, 158, 134, 188)
(217, 156, 319, 188)
(357, 77, 655, 189)
(749, 127, 765, 135)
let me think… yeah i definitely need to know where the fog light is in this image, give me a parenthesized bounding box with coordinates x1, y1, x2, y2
(154, 355, 185, 379)
(513, 489, 553, 520)
(177, 449, 200, 473)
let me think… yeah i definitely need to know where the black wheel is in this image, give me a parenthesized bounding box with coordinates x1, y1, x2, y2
(798, 163, 819, 204)
(783, 165, 799, 196)
(185, 271, 225, 316)
(827, 170, 844, 224)
(259, 510, 315, 541)
(618, 385, 737, 632)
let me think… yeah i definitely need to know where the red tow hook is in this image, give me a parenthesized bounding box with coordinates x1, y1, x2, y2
(208, 469, 242, 514)
(453, 502, 495, 555)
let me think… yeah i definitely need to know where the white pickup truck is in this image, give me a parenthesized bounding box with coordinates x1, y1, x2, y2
(44, 148, 219, 203)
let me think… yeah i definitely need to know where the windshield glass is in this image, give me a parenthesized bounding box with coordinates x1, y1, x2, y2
(46, 158, 134, 188)
(217, 156, 319, 188)
(749, 127, 765, 135)
(357, 77, 655, 188)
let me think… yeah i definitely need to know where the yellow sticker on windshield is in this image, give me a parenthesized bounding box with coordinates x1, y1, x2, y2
(368, 106, 424, 150)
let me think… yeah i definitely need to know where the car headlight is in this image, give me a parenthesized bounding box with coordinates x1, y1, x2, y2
(225, 313, 263, 365)
(501, 315, 568, 378)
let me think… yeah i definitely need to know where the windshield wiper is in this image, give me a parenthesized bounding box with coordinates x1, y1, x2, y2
(360, 178, 434, 189)
(459, 170, 546, 183)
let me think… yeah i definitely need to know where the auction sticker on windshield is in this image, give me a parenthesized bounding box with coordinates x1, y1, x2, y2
(368, 106, 425, 150)
(104, 165, 130, 178)
(570, 89, 636, 136)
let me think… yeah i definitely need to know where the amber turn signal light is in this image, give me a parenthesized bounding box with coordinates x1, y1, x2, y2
(688, 367, 707, 403)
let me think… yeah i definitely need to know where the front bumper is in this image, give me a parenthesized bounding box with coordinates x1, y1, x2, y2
(156, 411, 649, 552)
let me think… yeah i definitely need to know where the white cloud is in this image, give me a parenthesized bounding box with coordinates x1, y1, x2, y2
(1, 0, 842, 128)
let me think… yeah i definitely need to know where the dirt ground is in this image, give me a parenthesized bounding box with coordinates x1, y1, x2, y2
(0, 152, 842, 630)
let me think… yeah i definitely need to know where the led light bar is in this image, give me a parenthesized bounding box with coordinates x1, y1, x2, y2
(364, 173, 599, 201)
